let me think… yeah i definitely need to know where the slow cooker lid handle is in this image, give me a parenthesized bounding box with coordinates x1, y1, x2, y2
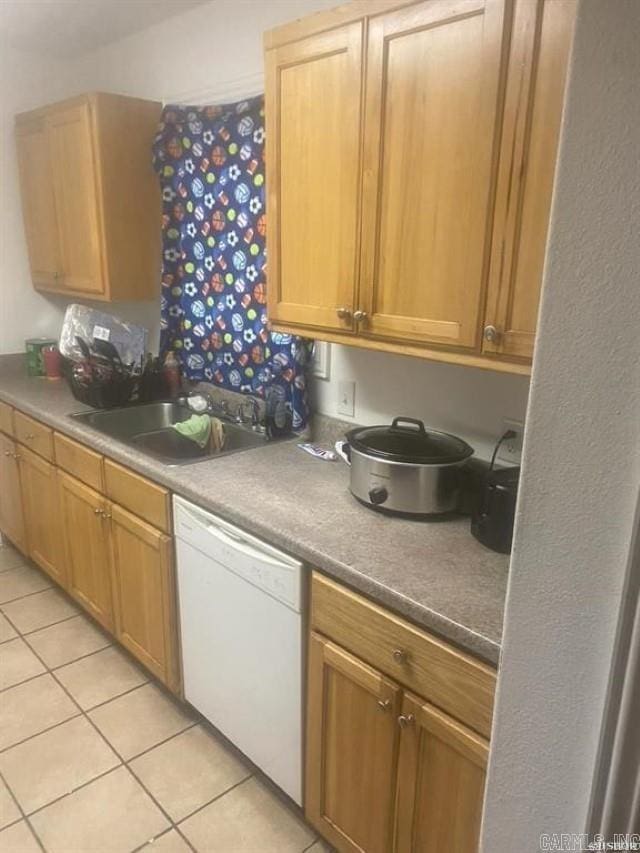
(390, 416, 427, 434)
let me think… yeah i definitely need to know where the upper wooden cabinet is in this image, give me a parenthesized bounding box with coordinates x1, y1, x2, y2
(359, 0, 506, 350)
(14, 116, 60, 289)
(47, 102, 104, 295)
(15, 92, 162, 302)
(483, 0, 575, 360)
(265, 0, 575, 373)
(265, 22, 364, 333)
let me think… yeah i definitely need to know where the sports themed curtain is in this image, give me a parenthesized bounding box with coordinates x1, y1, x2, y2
(152, 96, 310, 429)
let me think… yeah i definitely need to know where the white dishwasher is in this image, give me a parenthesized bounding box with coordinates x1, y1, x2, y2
(173, 496, 304, 805)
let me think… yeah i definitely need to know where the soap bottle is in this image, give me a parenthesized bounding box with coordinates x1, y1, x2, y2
(163, 351, 181, 398)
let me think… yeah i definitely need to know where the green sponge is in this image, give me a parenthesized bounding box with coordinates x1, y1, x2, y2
(172, 414, 212, 449)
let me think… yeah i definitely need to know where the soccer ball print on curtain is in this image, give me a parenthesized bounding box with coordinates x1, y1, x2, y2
(152, 96, 310, 429)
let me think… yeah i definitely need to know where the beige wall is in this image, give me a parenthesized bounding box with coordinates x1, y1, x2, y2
(482, 0, 640, 846)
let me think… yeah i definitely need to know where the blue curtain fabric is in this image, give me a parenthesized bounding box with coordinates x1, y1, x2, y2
(152, 97, 310, 429)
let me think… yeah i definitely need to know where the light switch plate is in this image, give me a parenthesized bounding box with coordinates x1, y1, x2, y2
(337, 380, 355, 417)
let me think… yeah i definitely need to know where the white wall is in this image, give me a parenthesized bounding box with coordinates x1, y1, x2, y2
(0, 45, 173, 355)
(0, 45, 68, 353)
(1, 0, 529, 455)
(313, 344, 529, 460)
(481, 0, 640, 848)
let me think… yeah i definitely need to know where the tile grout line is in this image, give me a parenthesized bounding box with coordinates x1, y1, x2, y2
(0, 583, 54, 607)
(19, 612, 90, 638)
(0, 768, 28, 831)
(0, 743, 47, 851)
(0, 611, 82, 638)
(122, 721, 198, 764)
(174, 773, 254, 827)
(0, 713, 85, 756)
(0, 560, 30, 576)
(31, 640, 114, 672)
(21, 763, 124, 821)
(0, 667, 48, 696)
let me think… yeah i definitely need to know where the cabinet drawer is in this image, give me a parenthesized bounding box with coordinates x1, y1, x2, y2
(54, 433, 104, 492)
(14, 411, 54, 461)
(104, 459, 170, 533)
(311, 572, 496, 738)
(0, 401, 13, 436)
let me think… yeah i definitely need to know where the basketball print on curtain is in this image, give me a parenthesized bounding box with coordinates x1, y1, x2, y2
(153, 96, 310, 429)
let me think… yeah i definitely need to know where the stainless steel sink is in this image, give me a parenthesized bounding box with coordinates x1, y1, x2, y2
(71, 401, 271, 465)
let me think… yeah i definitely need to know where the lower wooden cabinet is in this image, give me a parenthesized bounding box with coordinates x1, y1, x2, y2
(109, 503, 179, 692)
(394, 693, 488, 853)
(0, 432, 27, 552)
(306, 633, 401, 853)
(58, 471, 114, 631)
(19, 446, 64, 585)
(306, 632, 491, 852)
(0, 409, 181, 695)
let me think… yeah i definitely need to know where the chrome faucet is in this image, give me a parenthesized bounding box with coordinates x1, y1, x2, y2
(239, 398, 263, 431)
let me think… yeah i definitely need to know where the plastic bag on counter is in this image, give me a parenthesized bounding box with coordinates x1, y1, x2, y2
(58, 304, 148, 373)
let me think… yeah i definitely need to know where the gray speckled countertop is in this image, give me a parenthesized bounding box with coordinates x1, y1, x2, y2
(0, 355, 508, 665)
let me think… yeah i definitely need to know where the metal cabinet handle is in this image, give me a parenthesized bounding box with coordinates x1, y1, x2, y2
(353, 310, 368, 323)
(398, 714, 415, 728)
(336, 307, 352, 320)
(377, 699, 392, 712)
(3, 451, 11, 457)
(13, 453, 21, 461)
(102, 512, 112, 520)
(24, 433, 35, 441)
(483, 325, 501, 343)
(94, 507, 102, 515)
(392, 648, 409, 664)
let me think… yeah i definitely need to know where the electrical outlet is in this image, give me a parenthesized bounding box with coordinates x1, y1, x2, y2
(496, 418, 524, 465)
(337, 380, 355, 417)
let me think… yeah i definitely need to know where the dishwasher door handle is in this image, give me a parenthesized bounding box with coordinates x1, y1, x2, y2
(205, 522, 294, 569)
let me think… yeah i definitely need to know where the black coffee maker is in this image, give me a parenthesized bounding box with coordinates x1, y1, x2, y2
(471, 466, 520, 554)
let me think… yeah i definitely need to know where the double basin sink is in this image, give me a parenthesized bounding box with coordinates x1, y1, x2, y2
(72, 401, 270, 466)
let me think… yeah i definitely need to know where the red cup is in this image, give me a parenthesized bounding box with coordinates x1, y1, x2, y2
(43, 346, 62, 380)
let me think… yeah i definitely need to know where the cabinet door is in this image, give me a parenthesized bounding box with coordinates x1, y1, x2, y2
(109, 503, 179, 692)
(359, 0, 507, 349)
(15, 117, 61, 289)
(306, 632, 400, 853)
(58, 471, 113, 630)
(0, 434, 27, 553)
(19, 447, 64, 585)
(265, 22, 363, 333)
(394, 693, 488, 853)
(47, 101, 105, 295)
(483, 0, 575, 359)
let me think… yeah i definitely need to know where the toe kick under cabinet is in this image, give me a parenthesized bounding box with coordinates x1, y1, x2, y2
(0, 406, 180, 694)
(265, 0, 576, 373)
(307, 572, 496, 853)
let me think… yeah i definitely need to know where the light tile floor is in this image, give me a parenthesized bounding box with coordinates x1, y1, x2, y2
(0, 543, 331, 853)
